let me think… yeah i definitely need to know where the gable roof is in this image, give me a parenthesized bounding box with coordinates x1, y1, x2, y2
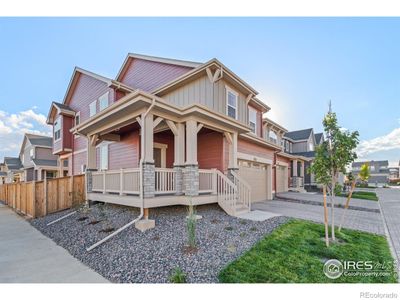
(352, 160, 389, 168)
(116, 53, 202, 82)
(4, 157, 22, 170)
(263, 117, 288, 133)
(46, 101, 76, 125)
(284, 128, 313, 141)
(32, 158, 67, 167)
(315, 133, 324, 145)
(25, 133, 52, 147)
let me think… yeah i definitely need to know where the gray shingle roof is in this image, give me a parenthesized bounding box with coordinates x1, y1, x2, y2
(293, 151, 316, 158)
(352, 160, 389, 168)
(315, 133, 324, 145)
(32, 159, 67, 167)
(52, 101, 75, 113)
(284, 128, 313, 141)
(26, 134, 53, 147)
(4, 157, 22, 170)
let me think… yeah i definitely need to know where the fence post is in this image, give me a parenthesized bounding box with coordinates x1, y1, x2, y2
(32, 181, 36, 218)
(69, 175, 74, 207)
(44, 176, 48, 216)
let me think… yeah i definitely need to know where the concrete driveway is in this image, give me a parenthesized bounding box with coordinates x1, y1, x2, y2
(252, 199, 385, 235)
(0, 203, 107, 283)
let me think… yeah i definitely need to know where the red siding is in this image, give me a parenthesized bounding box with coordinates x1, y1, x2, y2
(109, 130, 140, 169)
(119, 58, 193, 92)
(62, 115, 73, 150)
(198, 131, 224, 171)
(154, 131, 175, 168)
(238, 138, 275, 161)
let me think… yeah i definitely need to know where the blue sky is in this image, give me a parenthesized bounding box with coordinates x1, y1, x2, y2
(0, 17, 399, 164)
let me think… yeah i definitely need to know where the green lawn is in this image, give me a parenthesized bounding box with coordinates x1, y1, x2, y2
(219, 220, 397, 283)
(338, 191, 379, 201)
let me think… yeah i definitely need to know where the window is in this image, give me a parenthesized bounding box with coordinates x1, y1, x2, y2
(248, 107, 257, 134)
(226, 87, 238, 119)
(30, 148, 34, 158)
(89, 100, 97, 117)
(75, 111, 80, 126)
(269, 130, 277, 144)
(99, 144, 108, 170)
(54, 117, 61, 141)
(309, 142, 314, 151)
(98, 92, 109, 112)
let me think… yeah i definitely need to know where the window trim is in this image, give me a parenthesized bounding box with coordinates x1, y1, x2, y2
(54, 116, 62, 142)
(248, 106, 258, 134)
(226, 86, 238, 120)
(30, 148, 35, 158)
(98, 91, 110, 112)
(74, 111, 81, 127)
(89, 100, 97, 117)
(99, 143, 109, 171)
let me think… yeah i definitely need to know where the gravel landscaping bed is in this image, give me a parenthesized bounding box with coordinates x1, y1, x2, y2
(30, 203, 288, 283)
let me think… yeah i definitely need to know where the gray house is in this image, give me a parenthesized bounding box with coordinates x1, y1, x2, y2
(19, 133, 68, 181)
(352, 160, 390, 185)
(283, 128, 324, 191)
(3, 157, 23, 183)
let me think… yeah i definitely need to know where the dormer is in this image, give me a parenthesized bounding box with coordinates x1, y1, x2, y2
(263, 117, 288, 148)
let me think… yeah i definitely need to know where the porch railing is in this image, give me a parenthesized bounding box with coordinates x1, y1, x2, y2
(230, 170, 251, 213)
(199, 169, 216, 194)
(155, 168, 176, 194)
(92, 168, 140, 195)
(215, 169, 237, 216)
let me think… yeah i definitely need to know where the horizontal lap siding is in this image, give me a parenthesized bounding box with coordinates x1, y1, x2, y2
(36, 147, 58, 160)
(72, 151, 87, 175)
(238, 138, 275, 161)
(62, 116, 73, 150)
(198, 131, 224, 171)
(120, 58, 193, 92)
(109, 130, 140, 170)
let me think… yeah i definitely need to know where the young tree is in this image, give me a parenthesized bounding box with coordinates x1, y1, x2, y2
(338, 164, 370, 231)
(310, 104, 359, 243)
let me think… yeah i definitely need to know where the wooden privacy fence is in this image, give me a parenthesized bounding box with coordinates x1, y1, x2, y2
(0, 175, 86, 218)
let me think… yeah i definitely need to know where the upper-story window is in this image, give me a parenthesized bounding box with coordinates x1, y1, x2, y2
(248, 107, 257, 134)
(99, 144, 108, 170)
(226, 87, 238, 119)
(54, 117, 61, 141)
(30, 148, 34, 158)
(99, 92, 109, 112)
(89, 101, 97, 117)
(269, 130, 277, 144)
(308, 141, 314, 151)
(75, 111, 80, 126)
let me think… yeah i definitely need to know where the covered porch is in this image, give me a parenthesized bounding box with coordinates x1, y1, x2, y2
(73, 91, 251, 217)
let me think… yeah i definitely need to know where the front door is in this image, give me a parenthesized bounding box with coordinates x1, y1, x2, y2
(154, 148, 162, 168)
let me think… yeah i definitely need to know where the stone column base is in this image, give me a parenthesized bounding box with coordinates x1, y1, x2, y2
(184, 164, 199, 196)
(135, 219, 155, 232)
(142, 162, 155, 198)
(173, 165, 184, 195)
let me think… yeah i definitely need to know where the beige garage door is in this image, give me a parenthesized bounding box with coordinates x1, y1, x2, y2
(238, 160, 269, 203)
(276, 165, 288, 193)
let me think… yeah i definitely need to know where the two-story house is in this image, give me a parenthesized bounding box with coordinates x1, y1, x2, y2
(3, 157, 23, 183)
(0, 162, 7, 184)
(46, 53, 308, 228)
(19, 133, 68, 181)
(283, 128, 324, 191)
(352, 160, 390, 185)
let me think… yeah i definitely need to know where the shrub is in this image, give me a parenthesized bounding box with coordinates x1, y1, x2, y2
(186, 204, 197, 248)
(169, 267, 186, 283)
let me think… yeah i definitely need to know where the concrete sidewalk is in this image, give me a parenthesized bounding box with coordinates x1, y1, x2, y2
(0, 203, 107, 283)
(276, 191, 380, 212)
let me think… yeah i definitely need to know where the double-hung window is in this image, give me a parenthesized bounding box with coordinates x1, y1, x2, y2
(248, 107, 257, 134)
(99, 92, 109, 112)
(99, 144, 108, 171)
(54, 117, 61, 141)
(226, 87, 238, 119)
(89, 101, 97, 117)
(75, 111, 80, 126)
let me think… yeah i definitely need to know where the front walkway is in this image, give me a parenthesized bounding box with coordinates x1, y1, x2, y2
(276, 191, 380, 212)
(0, 203, 107, 283)
(252, 200, 385, 235)
(376, 188, 400, 263)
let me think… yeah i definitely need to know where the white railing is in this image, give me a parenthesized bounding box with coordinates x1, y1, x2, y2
(92, 168, 140, 195)
(230, 170, 251, 213)
(155, 168, 176, 195)
(215, 170, 237, 216)
(199, 169, 216, 194)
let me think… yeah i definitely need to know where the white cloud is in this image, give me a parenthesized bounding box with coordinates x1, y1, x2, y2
(357, 127, 400, 159)
(0, 108, 51, 160)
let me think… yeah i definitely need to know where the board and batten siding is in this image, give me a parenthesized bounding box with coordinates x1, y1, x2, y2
(162, 75, 249, 126)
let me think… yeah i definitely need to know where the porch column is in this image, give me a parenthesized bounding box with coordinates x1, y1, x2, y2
(292, 159, 298, 178)
(184, 119, 199, 197)
(300, 161, 305, 178)
(173, 123, 185, 195)
(141, 112, 155, 198)
(58, 157, 63, 178)
(227, 131, 238, 170)
(86, 135, 97, 194)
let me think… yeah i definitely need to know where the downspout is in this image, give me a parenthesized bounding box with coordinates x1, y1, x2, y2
(86, 98, 156, 252)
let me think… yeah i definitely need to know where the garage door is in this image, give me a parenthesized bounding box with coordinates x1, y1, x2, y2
(238, 160, 269, 202)
(276, 165, 288, 193)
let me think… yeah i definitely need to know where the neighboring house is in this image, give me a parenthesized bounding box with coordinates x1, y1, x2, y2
(3, 157, 23, 183)
(283, 128, 324, 191)
(18, 133, 68, 181)
(46, 53, 308, 222)
(389, 166, 399, 180)
(0, 163, 7, 184)
(352, 160, 390, 185)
